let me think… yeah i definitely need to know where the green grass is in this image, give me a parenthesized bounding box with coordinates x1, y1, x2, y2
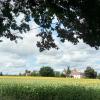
(0, 76, 100, 100)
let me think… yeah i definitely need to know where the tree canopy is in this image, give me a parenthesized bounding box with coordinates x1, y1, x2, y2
(84, 67, 97, 78)
(39, 66, 54, 77)
(0, 0, 100, 51)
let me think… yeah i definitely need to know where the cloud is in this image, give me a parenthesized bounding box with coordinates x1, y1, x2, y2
(36, 40, 100, 72)
(0, 24, 100, 74)
(0, 22, 40, 74)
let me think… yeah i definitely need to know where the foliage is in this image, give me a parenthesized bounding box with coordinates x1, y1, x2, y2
(84, 67, 97, 78)
(66, 66, 71, 77)
(0, 77, 100, 100)
(54, 71, 61, 77)
(39, 66, 55, 77)
(25, 70, 31, 73)
(31, 70, 39, 76)
(61, 67, 71, 77)
(97, 73, 100, 79)
(0, 72, 3, 76)
(0, 0, 100, 51)
(61, 73, 66, 77)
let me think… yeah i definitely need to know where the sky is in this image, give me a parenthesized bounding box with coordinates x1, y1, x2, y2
(0, 15, 100, 75)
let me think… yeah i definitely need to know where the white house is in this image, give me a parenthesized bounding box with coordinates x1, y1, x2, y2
(70, 69, 84, 79)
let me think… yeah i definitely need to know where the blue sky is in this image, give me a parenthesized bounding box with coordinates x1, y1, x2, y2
(0, 15, 100, 74)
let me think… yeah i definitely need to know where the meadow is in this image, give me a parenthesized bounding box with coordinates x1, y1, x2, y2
(0, 76, 100, 100)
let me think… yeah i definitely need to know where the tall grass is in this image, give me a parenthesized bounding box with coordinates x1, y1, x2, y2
(0, 76, 100, 100)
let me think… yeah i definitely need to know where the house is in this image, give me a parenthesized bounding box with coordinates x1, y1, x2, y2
(70, 69, 84, 79)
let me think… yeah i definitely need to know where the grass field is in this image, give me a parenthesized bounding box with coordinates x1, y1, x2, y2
(0, 76, 100, 100)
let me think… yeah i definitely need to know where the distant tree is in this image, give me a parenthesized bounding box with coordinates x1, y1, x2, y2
(61, 72, 66, 77)
(54, 71, 61, 77)
(19, 73, 22, 76)
(84, 67, 97, 78)
(61, 67, 71, 77)
(0, 72, 3, 76)
(25, 70, 31, 76)
(97, 73, 100, 79)
(31, 70, 39, 76)
(66, 66, 71, 77)
(62, 69, 67, 77)
(39, 66, 54, 77)
(25, 70, 31, 73)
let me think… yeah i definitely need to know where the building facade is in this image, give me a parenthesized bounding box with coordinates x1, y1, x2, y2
(70, 69, 84, 79)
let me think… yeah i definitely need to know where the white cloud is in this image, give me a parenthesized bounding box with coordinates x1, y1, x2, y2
(0, 24, 100, 74)
(0, 22, 40, 74)
(36, 40, 100, 72)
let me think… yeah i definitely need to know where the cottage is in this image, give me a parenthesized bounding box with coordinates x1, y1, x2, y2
(70, 69, 84, 79)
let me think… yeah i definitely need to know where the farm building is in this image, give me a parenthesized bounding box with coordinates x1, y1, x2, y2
(70, 69, 84, 79)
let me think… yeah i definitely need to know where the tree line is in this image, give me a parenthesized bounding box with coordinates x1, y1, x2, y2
(0, 66, 100, 79)
(20, 66, 100, 79)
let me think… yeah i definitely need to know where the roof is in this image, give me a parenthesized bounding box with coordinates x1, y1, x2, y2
(70, 69, 83, 76)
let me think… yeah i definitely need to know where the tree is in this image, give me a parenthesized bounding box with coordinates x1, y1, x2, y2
(97, 73, 100, 79)
(61, 69, 67, 77)
(62, 67, 71, 77)
(0, 72, 3, 76)
(0, 0, 100, 51)
(66, 66, 71, 77)
(61, 73, 66, 77)
(84, 67, 97, 78)
(54, 71, 61, 77)
(25, 70, 31, 74)
(19, 73, 22, 76)
(25, 70, 31, 76)
(39, 66, 54, 77)
(31, 70, 39, 76)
